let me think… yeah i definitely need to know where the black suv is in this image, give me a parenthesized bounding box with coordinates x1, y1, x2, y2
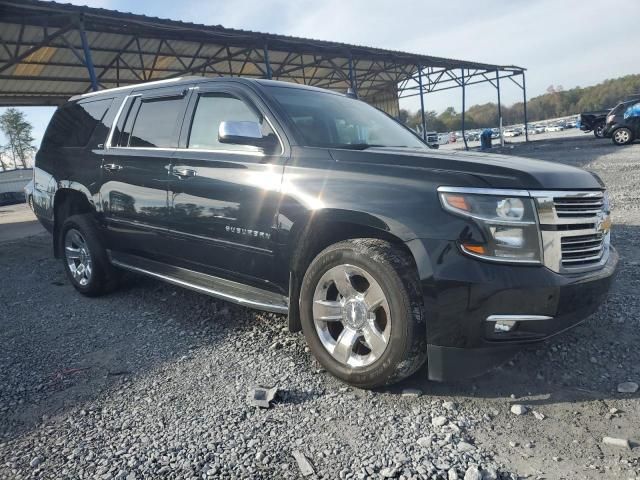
(34, 77, 618, 388)
(603, 98, 640, 145)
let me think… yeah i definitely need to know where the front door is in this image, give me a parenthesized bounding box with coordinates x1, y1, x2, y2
(99, 86, 190, 260)
(166, 85, 287, 291)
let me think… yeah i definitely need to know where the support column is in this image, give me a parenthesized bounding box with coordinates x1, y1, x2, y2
(263, 43, 272, 80)
(461, 68, 468, 151)
(417, 65, 427, 140)
(496, 70, 504, 146)
(348, 54, 358, 97)
(522, 71, 529, 142)
(78, 19, 98, 91)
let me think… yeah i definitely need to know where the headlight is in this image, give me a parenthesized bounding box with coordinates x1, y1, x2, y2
(438, 187, 542, 264)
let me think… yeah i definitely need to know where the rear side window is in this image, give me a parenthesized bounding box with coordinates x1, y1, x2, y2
(42, 98, 112, 148)
(128, 96, 184, 148)
(188, 93, 278, 152)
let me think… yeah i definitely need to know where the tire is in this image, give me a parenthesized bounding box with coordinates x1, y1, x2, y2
(611, 127, 634, 146)
(60, 214, 120, 296)
(299, 239, 427, 388)
(593, 122, 605, 138)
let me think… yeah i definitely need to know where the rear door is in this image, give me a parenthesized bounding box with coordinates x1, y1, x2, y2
(165, 83, 288, 290)
(624, 101, 640, 137)
(99, 85, 190, 260)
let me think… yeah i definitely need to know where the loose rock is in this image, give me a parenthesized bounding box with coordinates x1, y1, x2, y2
(617, 382, 639, 393)
(464, 465, 482, 480)
(292, 450, 315, 477)
(602, 436, 631, 449)
(510, 404, 528, 415)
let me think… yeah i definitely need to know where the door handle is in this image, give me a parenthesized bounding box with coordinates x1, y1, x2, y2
(102, 163, 123, 172)
(172, 167, 197, 179)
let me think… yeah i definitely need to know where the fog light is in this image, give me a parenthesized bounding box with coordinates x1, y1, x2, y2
(494, 320, 517, 333)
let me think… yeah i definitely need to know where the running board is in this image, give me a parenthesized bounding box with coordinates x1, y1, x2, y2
(108, 251, 289, 314)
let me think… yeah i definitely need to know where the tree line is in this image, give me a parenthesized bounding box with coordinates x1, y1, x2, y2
(400, 73, 640, 133)
(0, 108, 35, 171)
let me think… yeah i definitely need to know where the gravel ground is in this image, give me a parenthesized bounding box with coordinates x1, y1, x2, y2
(1, 134, 639, 480)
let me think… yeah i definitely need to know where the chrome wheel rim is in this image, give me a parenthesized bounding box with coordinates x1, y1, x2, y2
(64, 228, 92, 286)
(312, 264, 390, 368)
(614, 129, 629, 143)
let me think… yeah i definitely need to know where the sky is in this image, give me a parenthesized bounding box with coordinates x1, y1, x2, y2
(2, 0, 639, 148)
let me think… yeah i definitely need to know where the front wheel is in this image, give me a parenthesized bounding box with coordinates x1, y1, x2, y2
(593, 122, 605, 138)
(611, 127, 634, 146)
(299, 239, 427, 388)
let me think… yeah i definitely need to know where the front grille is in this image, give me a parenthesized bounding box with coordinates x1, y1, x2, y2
(560, 233, 606, 267)
(533, 190, 610, 273)
(553, 195, 605, 218)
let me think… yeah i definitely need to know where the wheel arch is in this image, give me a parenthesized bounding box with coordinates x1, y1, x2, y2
(285, 208, 422, 332)
(52, 186, 96, 258)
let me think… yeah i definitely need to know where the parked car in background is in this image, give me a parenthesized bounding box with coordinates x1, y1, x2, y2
(491, 129, 500, 139)
(437, 133, 449, 145)
(24, 179, 34, 210)
(503, 129, 520, 137)
(465, 131, 480, 142)
(545, 124, 564, 132)
(579, 109, 610, 138)
(604, 99, 640, 146)
(0, 168, 33, 206)
(32, 76, 618, 388)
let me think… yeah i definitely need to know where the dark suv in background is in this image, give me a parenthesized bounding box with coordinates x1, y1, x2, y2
(33, 77, 618, 388)
(604, 98, 640, 145)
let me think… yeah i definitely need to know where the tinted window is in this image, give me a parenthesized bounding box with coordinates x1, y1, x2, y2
(264, 86, 425, 150)
(188, 94, 277, 152)
(42, 98, 112, 148)
(128, 96, 184, 148)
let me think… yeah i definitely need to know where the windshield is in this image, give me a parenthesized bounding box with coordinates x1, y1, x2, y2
(264, 85, 426, 150)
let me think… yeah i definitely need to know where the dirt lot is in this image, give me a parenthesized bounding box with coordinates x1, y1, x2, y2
(1, 135, 639, 480)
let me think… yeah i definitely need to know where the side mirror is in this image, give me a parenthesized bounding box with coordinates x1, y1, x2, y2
(218, 120, 262, 144)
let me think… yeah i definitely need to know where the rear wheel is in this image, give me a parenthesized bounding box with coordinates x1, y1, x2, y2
(611, 127, 633, 146)
(593, 121, 605, 138)
(61, 214, 120, 296)
(299, 239, 426, 388)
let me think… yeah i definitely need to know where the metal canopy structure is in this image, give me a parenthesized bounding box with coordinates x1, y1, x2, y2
(0, 0, 529, 145)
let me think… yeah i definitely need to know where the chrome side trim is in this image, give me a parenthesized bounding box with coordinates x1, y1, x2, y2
(105, 94, 131, 148)
(106, 217, 167, 233)
(165, 228, 272, 255)
(75, 77, 188, 100)
(109, 255, 289, 314)
(486, 315, 553, 322)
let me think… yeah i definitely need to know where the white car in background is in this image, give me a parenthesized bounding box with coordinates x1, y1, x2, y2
(546, 124, 564, 132)
(503, 129, 521, 137)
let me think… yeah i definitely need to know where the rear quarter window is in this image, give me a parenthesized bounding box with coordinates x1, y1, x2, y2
(42, 98, 113, 149)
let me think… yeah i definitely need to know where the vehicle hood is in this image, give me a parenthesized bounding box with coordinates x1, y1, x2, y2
(329, 147, 603, 190)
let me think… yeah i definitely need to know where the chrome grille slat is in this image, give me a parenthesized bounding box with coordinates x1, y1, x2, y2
(554, 201, 603, 207)
(562, 245, 604, 255)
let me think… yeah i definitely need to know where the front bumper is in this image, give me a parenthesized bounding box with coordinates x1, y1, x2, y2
(406, 238, 618, 381)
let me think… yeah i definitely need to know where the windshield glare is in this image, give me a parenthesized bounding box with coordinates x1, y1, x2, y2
(265, 86, 426, 150)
